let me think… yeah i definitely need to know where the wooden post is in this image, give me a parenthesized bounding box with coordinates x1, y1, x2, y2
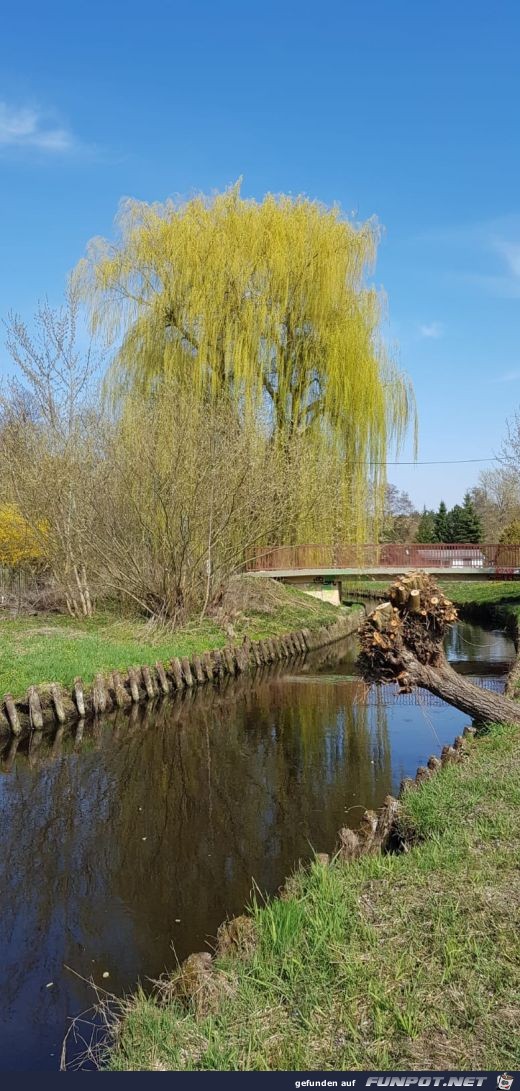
(337, 826, 361, 861)
(4, 694, 21, 736)
(236, 641, 250, 667)
(127, 667, 141, 702)
(285, 634, 296, 656)
(399, 776, 416, 795)
(93, 674, 107, 715)
(170, 657, 185, 689)
(240, 643, 252, 671)
(211, 649, 224, 679)
(191, 655, 205, 684)
(181, 656, 194, 687)
(256, 640, 267, 663)
(112, 671, 128, 708)
(155, 662, 170, 694)
(202, 651, 215, 681)
(222, 646, 236, 675)
(314, 626, 327, 647)
(250, 642, 262, 668)
(27, 686, 44, 729)
(241, 637, 252, 665)
(74, 678, 86, 717)
(141, 665, 156, 699)
(50, 683, 66, 724)
(265, 639, 276, 662)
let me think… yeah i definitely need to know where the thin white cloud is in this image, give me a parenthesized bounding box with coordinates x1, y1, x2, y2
(492, 238, 520, 279)
(455, 271, 520, 299)
(0, 101, 75, 152)
(419, 321, 444, 339)
(418, 216, 520, 299)
(417, 214, 520, 249)
(495, 368, 520, 383)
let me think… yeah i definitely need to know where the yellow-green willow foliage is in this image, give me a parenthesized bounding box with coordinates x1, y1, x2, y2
(76, 185, 416, 542)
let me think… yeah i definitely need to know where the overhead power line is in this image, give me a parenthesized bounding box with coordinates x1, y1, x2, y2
(359, 457, 500, 467)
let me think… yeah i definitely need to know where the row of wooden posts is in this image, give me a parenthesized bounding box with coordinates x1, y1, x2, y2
(335, 724, 476, 863)
(1, 612, 363, 738)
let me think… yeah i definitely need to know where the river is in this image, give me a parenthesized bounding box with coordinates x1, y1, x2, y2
(0, 619, 514, 1070)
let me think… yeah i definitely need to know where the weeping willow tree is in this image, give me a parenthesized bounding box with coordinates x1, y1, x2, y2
(76, 185, 416, 542)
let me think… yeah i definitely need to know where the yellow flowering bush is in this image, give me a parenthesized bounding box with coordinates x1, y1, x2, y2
(0, 504, 43, 567)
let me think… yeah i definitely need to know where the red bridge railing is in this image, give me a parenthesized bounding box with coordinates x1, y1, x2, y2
(245, 543, 520, 573)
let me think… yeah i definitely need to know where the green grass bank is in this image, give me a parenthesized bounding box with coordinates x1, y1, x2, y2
(106, 579, 520, 1072)
(345, 576, 520, 611)
(0, 582, 343, 700)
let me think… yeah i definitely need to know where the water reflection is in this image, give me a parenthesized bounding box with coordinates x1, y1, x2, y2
(444, 619, 514, 670)
(0, 623, 514, 1071)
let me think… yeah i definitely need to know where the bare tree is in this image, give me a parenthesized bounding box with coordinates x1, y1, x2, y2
(88, 380, 295, 623)
(470, 411, 520, 540)
(1, 285, 103, 616)
(379, 483, 419, 543)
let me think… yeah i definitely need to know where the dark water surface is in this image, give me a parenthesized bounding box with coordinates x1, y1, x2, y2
(0, 620, 513, 1070)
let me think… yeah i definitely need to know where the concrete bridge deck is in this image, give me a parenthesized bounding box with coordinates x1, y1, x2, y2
(250, 566, 500, 604)
(250, 566, 496, 579)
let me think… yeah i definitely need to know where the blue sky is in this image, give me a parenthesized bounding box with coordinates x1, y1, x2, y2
(1, 0, 519, 508)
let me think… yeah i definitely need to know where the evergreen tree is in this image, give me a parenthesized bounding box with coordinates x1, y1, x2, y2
(434, 500, 450, 542)
(457, 492, 483, 542)
(415, 508, 436, 542)
(448, 504, 464, 542)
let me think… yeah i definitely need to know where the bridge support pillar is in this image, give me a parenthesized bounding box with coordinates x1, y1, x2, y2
(298, 580, 342, 607)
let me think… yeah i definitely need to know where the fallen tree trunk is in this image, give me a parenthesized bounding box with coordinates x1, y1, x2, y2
(358, 572, 520, 726)
(398, 646, 520, 725)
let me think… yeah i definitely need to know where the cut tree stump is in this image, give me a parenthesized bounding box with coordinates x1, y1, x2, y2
(358, 571, 520, 726)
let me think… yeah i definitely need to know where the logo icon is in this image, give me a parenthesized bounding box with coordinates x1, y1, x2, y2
(497, 1076, 513, 1091)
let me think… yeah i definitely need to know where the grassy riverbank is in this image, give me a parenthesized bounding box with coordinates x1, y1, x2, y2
(106, 579, 520, 1072)
(0, 583, 342, 699)
(345, 576, 520, 609)
(109, 723, 520, 1071)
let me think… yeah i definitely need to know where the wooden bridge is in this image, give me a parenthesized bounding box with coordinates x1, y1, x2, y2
(246, 544, 520, 602)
